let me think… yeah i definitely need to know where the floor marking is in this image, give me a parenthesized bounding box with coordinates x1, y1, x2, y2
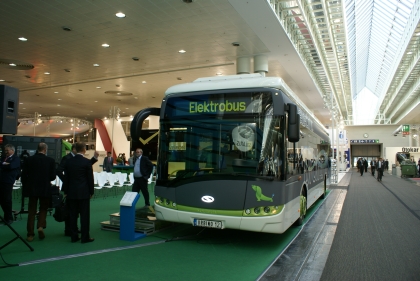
(19, 240, 166, 266)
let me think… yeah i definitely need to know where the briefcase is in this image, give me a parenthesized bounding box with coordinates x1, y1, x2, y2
(51, 184, 62, 208)
(53, 197, 69, 222)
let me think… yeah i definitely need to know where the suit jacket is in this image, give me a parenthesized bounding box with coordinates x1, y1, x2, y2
(376, 161, 384, 171)
(133, 155, 153, 179)
(0, 154, 21, 184)
(63, 154, 94, 199)
(21, 153, 56, 198)
(103, 157, 113, 172)
(57, 152, 97, 184)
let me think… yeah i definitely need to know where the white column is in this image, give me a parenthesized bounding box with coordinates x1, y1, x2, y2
(254, 54, 268, 77)
(236, 57, 251, 74)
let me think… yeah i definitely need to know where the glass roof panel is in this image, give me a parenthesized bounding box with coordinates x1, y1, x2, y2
(344, 0, 416, 124)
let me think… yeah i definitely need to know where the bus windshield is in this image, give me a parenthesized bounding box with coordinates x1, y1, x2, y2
(158, 92, 285, 182)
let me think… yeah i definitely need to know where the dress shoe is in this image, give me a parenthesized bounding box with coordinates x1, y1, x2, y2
(71, 237, 81, 243)
(27, 236, 34, 242)
(81, 238, 95, 244)
(38, 227, 45, 240)
(6, 220, 13, 225)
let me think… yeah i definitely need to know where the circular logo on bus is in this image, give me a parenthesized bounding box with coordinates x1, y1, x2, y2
(201, 195, 214, 203)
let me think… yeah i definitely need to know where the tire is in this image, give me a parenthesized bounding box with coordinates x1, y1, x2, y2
(294, 194, 307, 226)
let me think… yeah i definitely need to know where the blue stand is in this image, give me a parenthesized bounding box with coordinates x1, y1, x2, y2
(119, 193, 146, 241)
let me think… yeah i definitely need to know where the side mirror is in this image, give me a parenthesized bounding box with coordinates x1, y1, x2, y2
(287, 104, 300, 142)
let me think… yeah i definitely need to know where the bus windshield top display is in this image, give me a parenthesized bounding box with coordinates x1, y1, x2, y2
(165, 92, 272, 117)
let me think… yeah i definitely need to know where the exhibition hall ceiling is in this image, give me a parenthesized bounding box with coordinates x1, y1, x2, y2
(0, 0, 419, 137)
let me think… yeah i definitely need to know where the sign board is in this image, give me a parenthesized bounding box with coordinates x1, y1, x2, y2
(350, 139, 379, 144)
(402, 125, 410, 136)
(120, 191, 138, 207)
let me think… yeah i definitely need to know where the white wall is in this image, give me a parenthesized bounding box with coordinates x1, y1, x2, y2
(102, 118, 130, 158)
(343, 125, 417, 167)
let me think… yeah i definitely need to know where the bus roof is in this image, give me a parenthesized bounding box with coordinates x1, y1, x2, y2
(165, 73, 284, 96)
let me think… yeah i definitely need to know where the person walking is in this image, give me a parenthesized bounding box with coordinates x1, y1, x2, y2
(63, 142, 95, 244)
(357, 158, 364, 176)
(103, 151, 113, 172)
(21, 143, 56, 242)
(363, 158, 368, 173)
(132, 148, 154, 208)
(370, 159, 376, 177)
(0, 144, 21, 224)
(376, 158, 384, 182)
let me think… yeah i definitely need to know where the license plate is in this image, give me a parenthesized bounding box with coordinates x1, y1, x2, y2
(193, 219, 222, 229)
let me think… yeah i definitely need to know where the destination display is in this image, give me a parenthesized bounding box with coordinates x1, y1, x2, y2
(165, 92, 272, 117)
(350, 139, 379, 144)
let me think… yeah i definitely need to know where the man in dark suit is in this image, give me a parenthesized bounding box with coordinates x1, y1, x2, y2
(376, 158, 384, 182)
(63, 142, 95, 243)
(57, 143, 98, 236)
(103, 151, 113, 172)
(132, 148, 153, 207)
(0, 144, 21, 224)
(21, 143, 56, 242)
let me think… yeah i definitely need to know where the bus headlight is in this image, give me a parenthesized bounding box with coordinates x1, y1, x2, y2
(242, 205, 284, 216)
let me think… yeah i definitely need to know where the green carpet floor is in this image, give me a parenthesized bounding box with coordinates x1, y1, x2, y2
(0, 185, 328, 281)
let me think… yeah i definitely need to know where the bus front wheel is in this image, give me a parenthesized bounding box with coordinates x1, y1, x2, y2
(295, 194, 307, 226)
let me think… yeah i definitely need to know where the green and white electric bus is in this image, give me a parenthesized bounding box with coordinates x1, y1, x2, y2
(132, 73, 330, 234)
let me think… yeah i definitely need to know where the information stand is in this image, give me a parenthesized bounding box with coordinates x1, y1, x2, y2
(119, 192, 147, 241)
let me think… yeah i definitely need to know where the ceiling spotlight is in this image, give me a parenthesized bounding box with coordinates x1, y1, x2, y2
(216, 72, 222, 76)
(102, 43, 110, 48)
(116, 12, 126, 18)
(232, 42, 240, 47)
(54, 92, 59, 94)
(177, 77, 182, 80)
(142, 81, 146, 84)
(178, 49, 186, 53)
(62, 26, 72, 31)
(183, 0, 194, 3)
(18, 37, 27, 41)
(0, 79, 4, 82)
(64, 69, 71, 72)
(96, 86, 101, 89)
(132, 57, 139, 61)
(9, 63, 16, 66)
(93, 63, 100, 67)
(44, 72, 50, 75)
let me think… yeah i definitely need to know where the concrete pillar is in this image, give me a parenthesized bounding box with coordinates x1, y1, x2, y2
(236, 57, 251, 74)
(254, 54, 268, 77)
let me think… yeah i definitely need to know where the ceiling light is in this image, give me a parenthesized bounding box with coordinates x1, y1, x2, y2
(232, 42, 240, 47)
(19, 103, 23, 104)
(0, 79, 4, 82)
(178, 49, 186, 53)
(142, 81, 146, 84)
(416, 32, 420, 36)
(96, 86, 101, 89)
(95, 101, 98, 102)
(57, 104, 61, 106)
(9, 63, 16, 66)
(93, 63, 100, 67)
(44, 72, 50, 75)
(102, 43, 110, 48)
(54, 92, 59, 94)
(116, 12, 126, 18)
(216, 72, 222, 76)
(407, 52, 413, 54)
(58, 99, 62, 100)
(18, 37, 27, 41)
